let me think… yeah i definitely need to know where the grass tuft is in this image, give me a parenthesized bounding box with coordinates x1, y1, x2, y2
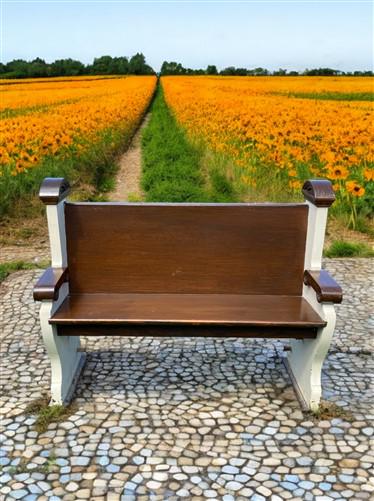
(127, 192, 143, 202)
(24, 395, 50, 414)
(306, 401, 354, 421)
(25, 395, 77, 433)
(324, 240, 374, 258)
(0, 260, 49, 283)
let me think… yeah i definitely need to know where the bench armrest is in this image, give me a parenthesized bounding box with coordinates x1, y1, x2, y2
(33, 267, 68, 301)
(303, 270, 342, 304)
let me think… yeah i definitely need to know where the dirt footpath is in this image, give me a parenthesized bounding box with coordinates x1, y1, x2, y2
(109, 114, 149, 202)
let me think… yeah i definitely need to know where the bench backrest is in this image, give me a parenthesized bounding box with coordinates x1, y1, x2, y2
(65, 203, 308, 296)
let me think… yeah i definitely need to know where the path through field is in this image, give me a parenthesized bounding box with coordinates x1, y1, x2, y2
(109, 113, 149, 201)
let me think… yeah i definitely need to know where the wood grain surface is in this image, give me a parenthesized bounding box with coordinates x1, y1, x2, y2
(65, 203, 308, 295)
(51, 293, 325, 327)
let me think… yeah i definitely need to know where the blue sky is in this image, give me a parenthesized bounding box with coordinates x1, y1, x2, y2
(1, 1, 373, 72)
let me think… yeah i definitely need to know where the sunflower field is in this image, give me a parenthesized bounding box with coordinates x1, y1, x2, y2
(0, 75, 156, 214)
(161, 76, 373, 226)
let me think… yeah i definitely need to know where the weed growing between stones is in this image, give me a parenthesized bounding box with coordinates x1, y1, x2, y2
(305, 400, 355, 421)
(24, 394, 78, 433)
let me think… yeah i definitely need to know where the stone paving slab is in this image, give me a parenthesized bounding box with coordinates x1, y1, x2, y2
(0, 259, 373, 500)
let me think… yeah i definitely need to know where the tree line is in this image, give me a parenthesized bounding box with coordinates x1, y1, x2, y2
(160, 61, 373, 77)
(0, 55, 372, 79)
(0, 53, 154, 79)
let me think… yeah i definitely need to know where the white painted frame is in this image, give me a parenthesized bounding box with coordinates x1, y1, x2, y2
(286, 201, 336, 411)
(40, 200, 85, 405)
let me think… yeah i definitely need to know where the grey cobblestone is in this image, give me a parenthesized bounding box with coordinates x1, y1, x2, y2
(0, 258, 373, 499)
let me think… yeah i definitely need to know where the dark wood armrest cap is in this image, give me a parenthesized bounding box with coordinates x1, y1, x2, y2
(39, 178, 70, 205)
(33, 267, 68, 301)
(302, 180, 335, 207)
(304, 270, 343, 303)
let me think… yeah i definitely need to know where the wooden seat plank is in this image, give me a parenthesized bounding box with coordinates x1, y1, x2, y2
(50, 293, 326, 328)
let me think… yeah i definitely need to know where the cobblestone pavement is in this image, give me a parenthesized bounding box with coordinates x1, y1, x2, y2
(0, 259, 373, 500)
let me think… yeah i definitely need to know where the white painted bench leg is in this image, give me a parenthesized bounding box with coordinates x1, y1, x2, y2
(40, 285, 85, 405)
(286, 298, 336, 411)
(37, 180, 86, 405)
(286, 184, 338, 411)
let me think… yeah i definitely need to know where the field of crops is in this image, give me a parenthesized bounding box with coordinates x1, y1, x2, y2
(162, 76, 373, 225)
(1, 74, 373, 231)
(0, 75, 156, 214)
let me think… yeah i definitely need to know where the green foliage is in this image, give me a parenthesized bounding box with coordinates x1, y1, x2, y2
(221, 66, 250, 76)
(0, 260, 48, 283)
(141, 85, 236, 202)
(303, 68, 373, 76)
(209, 168, 236, 201)
(160, 61, 213, 76)
(324, 240, 374, 258)
(25, 395, 78, 433)
(127, 193, 143, 202)
(1, 58, 372, 79)
(306, 400, 354, 421)
(34, 405, 74, 433)
(141, 86, 207, 201)
(0, 97, 88, 120)
(0, 53, 155, 79)
(91, 55, 130, 75)
(160, 61, 187, 76)
(1, 103, 58, 120)
(24, 395, 50, 414)
(206, 65, 218, 75)
(41, 452, 57, 473)
(129, 53, 154, 75)
(280, 91, 374, 101)
(50, 58, 85, 77)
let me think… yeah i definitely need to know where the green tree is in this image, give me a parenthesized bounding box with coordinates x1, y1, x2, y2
(50, 59, 85, 76)
(129, 53, 153, 75)
(111, 56, 129, 74)
(5, 59, 29, 78)
(28, 58, 48, 77)
(206, 65, 218, 75)
(220, 66, 237, 76)
(273, 68, 287, 76)
(91, 55, 114, 74)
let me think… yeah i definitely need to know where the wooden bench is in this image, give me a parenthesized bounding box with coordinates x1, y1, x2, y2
(34, 177, 342, 410)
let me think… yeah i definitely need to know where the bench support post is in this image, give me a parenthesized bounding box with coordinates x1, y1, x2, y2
(40, 285, 85, 405)
(38, 178, 85, 405)
(286, 287, 336, 411)
(287, 182, 336, 411)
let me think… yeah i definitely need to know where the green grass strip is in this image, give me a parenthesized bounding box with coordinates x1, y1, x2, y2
(276, 91, 374, 102)
(0, 101, 79, 120)
(0, 260, 49, 283)
(0, 94, 111, 120)
(141, 84, 236, 202)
